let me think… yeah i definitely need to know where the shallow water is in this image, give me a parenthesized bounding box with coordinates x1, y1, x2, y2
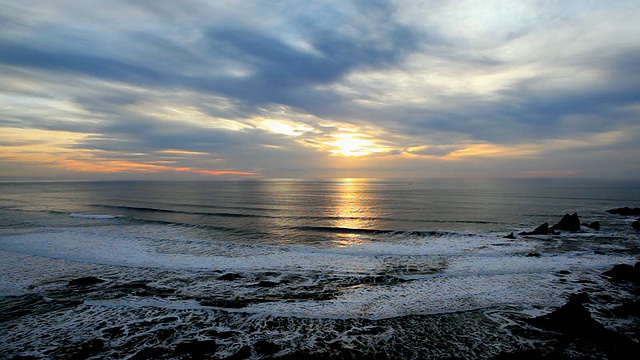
(1, 179, 639, 358)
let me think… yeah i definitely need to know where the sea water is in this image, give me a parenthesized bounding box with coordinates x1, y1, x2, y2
(1, 179, 639, 358)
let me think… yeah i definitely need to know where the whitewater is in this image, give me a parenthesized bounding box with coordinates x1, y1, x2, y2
(1, 179, 639, 359)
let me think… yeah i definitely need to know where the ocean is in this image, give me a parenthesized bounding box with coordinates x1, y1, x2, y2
(1, 178, 639, 359)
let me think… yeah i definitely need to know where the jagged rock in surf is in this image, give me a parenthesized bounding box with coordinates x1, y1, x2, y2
(612, 300, 640, 319)
(52, 338, 105, 359)
(586, 221, 600, 230)
(67, 276, 105, 286)
(526, 292, 640, 356)
(226, 346, 252, 360)
(254, 340, 281, 356)
(602, 263, 640, 283)
(255, 280, 279, 288)
(550, 212, 581, 232)
(175, 339, 218, 356)
(518, 222, 557, 236)
(129, 346, 168, 360)
(632, 218, 640, 230)
(218, 273, 244, 281)
(503, 232, 516, 239)
(606, 207, 640, 216)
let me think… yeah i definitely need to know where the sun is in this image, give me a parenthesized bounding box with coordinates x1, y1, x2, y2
(330, 134, 378, 157)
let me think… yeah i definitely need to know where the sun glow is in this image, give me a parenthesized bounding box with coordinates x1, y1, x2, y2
(329, 134, 381, 157)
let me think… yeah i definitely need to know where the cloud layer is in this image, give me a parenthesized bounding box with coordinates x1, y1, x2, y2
(1, 0, 639, 179)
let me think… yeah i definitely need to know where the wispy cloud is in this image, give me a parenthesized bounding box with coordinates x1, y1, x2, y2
(0, 0, 639, 179)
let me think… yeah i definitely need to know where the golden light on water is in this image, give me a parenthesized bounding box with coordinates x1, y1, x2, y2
(330, 179, 379, 247)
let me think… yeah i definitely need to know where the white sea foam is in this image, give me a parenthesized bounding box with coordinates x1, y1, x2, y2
(1, 222, 635, 318)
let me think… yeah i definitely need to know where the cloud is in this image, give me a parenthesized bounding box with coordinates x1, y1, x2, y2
(0, 0, 639, 179)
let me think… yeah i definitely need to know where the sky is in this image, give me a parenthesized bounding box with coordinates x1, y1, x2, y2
(1, 0, 639, 180)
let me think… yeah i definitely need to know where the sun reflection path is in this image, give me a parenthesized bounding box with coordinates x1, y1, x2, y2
(330, 179, 380, 247)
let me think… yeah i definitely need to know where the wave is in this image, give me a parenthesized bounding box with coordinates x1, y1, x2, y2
(90, 204, 498, 225)
(292, 226, 471, 237)
(67, 210, 244, 233)
(92, 204, 272, 218)
(125, 218, 241, 233)
(69, 213, 124, 219)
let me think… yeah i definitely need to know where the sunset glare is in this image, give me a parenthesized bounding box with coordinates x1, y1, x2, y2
(0, 1, 639, 180)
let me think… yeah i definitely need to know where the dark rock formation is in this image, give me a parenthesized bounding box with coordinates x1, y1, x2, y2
(490, 349, 562, 360)
(602, 263, 640, 283)
(200, 298, 250, 309)
(129, 346, 168, 360)
(586, 221, 600, 229)
(633, 218, 640, 230)
(206, 330, 241, 339)
(527, 293, 593, 333)
(606, 207, 640, 216)
(218, 273, 244, 281)
(504, 232, 516, 239)
(255, 280, 279, 288)
(254, 340, 281, 356)
(612, 300, 640, 319)
(175, 339, 218, 356)
(67, 276, 105, 286)
(550, 212, 581, 232)
(518, 222, 557, 236)
(103, 326, 124, 337)
(54, 338, 105, 360)
(224, 345, 252, 360)
(526, 293, 639, 356)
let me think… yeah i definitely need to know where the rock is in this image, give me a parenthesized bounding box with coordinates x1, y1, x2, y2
(586, 221, 600, 230)
(137, 286, 175, 297)
(255, 280, 279, 288)
(518, 222, 557, 236)
(490, 349, 550, 360)
(550, 212, 580, 232)
(528, 292, 640, 356)
(223, 345, 252, 360)
(69, 339, 105, 359)
(129, 347, 168, 360)
(612, 300, 640, 318)
(154, 328, 175, 341)
(67, 276, 105, 286)
(103, 326, 124, 337)
(218, 273, 244, 281)
(606, 207, 640, 216)
(504, 232, 516, 239)
(526, 252, 541, 257)
(206, 330, 241, 339)
(526, 293, 596, 335)
(633, 218, 640, 230)
(602, 263, 640, 283)
(175, 339, 218, 356)
(254, 340, 281, 356)
(200, 298, 253, 309)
